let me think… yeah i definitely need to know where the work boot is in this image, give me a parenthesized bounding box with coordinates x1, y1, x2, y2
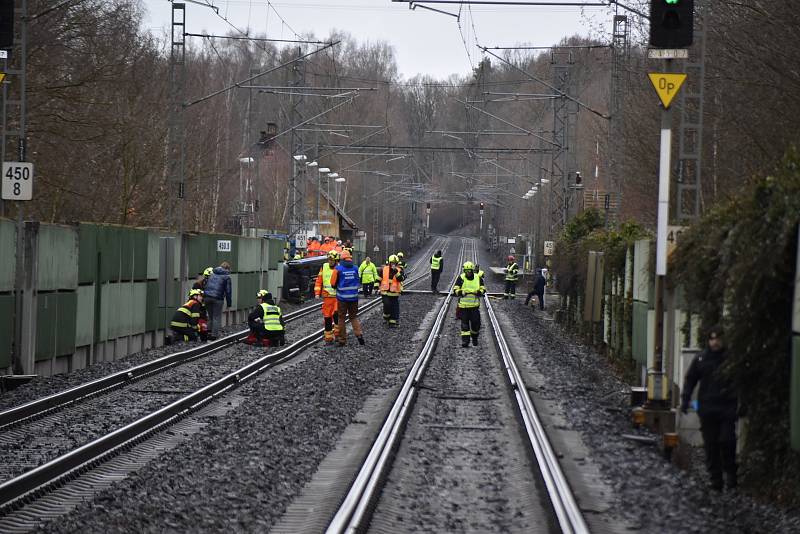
(726, 472, 738, 491)
(261, 338, 271, 348)
(462, 338, 470, 348)
(471, 335, 479, 346)
(710, 476, 723, 492)
(357, 336, 365, 345)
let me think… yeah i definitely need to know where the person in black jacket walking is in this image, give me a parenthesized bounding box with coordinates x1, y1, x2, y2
(680, 326, 739, 491)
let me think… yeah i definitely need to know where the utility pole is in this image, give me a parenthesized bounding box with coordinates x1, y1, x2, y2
(287, 47, 306, 241)
(646, 0, 693, 407)
(676, 19, 706, 220)
(2, 0, 29, 374)
(609, 9, 630, 226)
(549, 48, 576, 237)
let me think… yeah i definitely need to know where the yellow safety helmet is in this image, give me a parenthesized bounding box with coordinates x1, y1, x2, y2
(203, 267, 213, 277)
(256, 289, 270, 299)
(189, 288, 204, 298)
(396, 252, 405, 259)
(388, 254, 399, 264)
(462, 261, 475, 272)
(327, 250, 339, 260)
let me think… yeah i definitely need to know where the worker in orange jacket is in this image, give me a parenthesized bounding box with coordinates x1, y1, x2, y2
(314, 250, 340, 342)
(307, 237, 321, 257)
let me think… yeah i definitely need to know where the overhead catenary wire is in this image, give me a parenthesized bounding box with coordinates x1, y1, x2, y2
(480, 46, 611, 120)
(183, 41, 339, 108)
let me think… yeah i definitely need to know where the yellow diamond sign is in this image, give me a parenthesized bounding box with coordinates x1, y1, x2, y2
(648, 73, 687, 109)
(0, 73, 5, 84)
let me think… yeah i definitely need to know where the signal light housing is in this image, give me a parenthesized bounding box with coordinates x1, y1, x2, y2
(649, 0, 694, 49)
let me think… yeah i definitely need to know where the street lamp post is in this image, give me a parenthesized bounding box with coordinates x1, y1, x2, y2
(317, 167, 330, 236)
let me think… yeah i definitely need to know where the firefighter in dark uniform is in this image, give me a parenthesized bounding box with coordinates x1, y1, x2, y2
(380, 254, 405, 326)
(681, 326, 739, 491)
(504, 255, 519, 299)
(453, 261, 486, 347)
(246, 290, 286, 347)
(170, 289, 204, 343)
(192, 268, 213, 341)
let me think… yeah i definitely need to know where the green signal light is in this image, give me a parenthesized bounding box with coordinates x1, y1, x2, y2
(665, 0, 679, 3)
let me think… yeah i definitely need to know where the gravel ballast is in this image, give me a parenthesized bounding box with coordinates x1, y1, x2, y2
(491, 299, 800, 533)
(34, 293, 443, 534)
(368, 302, 555, 533)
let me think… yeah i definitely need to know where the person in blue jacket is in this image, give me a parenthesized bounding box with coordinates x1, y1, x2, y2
(204, 261, 232, 340)
(330, 250, 365, 347)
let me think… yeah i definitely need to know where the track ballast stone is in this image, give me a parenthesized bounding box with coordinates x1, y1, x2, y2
(493, 298, 800, 533)
(34, 294, 437, 534)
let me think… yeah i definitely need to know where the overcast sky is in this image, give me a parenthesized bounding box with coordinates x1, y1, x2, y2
(142, 0, 619, 80)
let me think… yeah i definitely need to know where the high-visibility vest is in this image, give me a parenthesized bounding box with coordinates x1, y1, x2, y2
(456, 274, 482, 309)
(261, 303, 284, 331)
(315, 263, 337, 297)
(171, 299, 200, 329)
(359, 261, 378, 284)
(380, 265, 403, 296)
(505, 262, 519, 281)
(335, 264, 360, 302)
(430, 255, 442, 271)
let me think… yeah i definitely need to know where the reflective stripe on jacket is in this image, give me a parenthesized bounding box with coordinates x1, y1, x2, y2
(333, 262, 361, 302)
(359, 261, 379, 284)
(171, 299, 200, 329)
(430, 255, 442, 270)
(314, 263, 337, 297)
(505, 262, 519, 281)
(455, 274, 483, 309)
(380, 265, 403, 296)
(261, 303, 284, 331)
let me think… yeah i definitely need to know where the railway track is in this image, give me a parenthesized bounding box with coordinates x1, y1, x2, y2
(0, 237, 448, 521)
(325, 238, 588, 534)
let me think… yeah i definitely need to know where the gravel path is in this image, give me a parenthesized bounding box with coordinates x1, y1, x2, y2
(33, 293, 440, 534)
(467, 237, 800, 532)
(368, 302, 555, 533)
(492, 299, 800, 533)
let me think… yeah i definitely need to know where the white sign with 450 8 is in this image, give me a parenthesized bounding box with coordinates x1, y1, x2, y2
(2, 162, 34, 201)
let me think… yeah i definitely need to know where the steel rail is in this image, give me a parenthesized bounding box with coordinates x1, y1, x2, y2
(0, 238, 448, 512)
(483, 294, 589, 533)
(326, 238, 472, 534)
(0, 237, 447, 431)
(0, 306, 313, 430)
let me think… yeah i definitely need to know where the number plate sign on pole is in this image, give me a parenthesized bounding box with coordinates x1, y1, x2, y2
(648, 49, 689, 60)
(2, 162, 33, 200)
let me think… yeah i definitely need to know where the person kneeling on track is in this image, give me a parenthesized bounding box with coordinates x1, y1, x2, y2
(245, 290, 286, 347)
(170, 289, 204, 343)
(454, 261, 486, 347)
